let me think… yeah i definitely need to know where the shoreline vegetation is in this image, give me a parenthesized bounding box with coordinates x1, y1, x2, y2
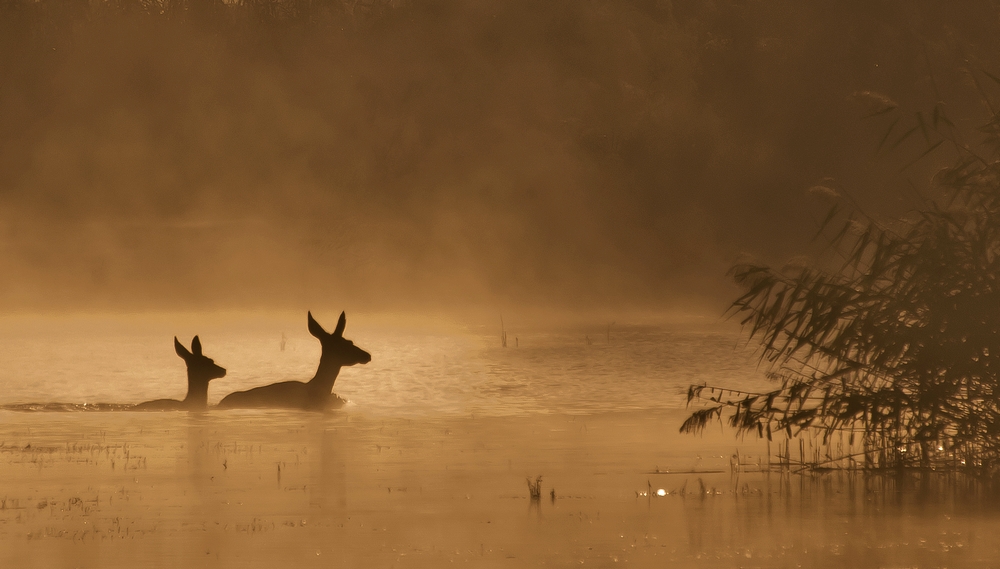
(683, 92, 1000, 475)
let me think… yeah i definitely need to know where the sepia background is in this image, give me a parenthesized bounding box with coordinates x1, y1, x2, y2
(2, 0, 997, 314)
(3, 1, 1000, 567)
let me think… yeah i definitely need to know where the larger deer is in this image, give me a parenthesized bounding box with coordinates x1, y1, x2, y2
(133, 336, 227, 411)
(217, 311, 370, 410)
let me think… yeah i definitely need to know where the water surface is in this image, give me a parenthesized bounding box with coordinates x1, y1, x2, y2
(0, 313, 993, 568)
(0, 312, 770, 416)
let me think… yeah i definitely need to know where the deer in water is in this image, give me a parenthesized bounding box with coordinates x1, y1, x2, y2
(217, 311, 371, 410)
(133, 336, 227, 411)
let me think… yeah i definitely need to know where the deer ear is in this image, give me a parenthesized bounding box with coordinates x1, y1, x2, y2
(175, 336, 192, 359)
(191, 336, 203, 357)
(307, 311, 328, 338)
(333, 311, 346, 338)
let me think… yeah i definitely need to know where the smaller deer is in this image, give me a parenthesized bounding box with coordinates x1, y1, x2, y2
(133, 336, 227, 411)
(217, 311, 370, 410)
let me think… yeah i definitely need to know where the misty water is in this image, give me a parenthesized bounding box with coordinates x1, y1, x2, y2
(0, 313, 767, 416)
(2, 313, 999, 568)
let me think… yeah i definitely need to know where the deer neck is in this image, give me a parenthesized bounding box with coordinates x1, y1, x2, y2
(307, 358, 342, 395)
(182, 372, 210, 408)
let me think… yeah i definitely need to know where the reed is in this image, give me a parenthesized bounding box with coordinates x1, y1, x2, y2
(501, 315, 507, 348)
(684, 97, 1000, 475)
(526, 475, 542, 500)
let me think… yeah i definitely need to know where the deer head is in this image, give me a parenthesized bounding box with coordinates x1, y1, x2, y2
(308, 311, 372, 368)
(175, 336, 227, 399)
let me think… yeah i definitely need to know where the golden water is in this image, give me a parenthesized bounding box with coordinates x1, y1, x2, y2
(0, 313, 993, 567)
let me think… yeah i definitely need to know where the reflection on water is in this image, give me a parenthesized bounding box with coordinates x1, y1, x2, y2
(1, 410, 1000, 568)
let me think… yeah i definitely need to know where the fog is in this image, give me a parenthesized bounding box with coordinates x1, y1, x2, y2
(1, 0, 998, 314)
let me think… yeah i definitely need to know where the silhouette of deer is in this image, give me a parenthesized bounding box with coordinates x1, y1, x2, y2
(133, 336, 227, 411)
(217, 311, 370, 410)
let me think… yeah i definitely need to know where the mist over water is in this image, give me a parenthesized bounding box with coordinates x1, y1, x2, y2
(3, 1, 999, 313)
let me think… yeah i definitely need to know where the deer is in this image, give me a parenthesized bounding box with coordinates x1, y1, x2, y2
(133, 336, 227, 411)
(216, 311, 371, 411)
